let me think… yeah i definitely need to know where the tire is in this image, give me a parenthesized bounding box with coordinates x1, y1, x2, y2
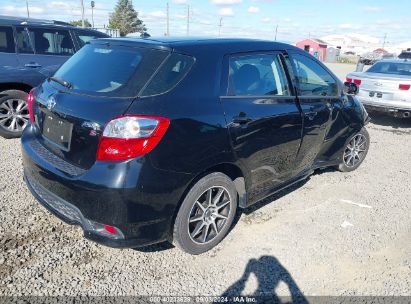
(338, 128, 370, 172)
(0, 90, 29, 139)
(173, 172, 238, 255)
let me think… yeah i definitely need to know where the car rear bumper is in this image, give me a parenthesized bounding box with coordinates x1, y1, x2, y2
(21, 126, 192, 248)
(357, 97, 411, 116)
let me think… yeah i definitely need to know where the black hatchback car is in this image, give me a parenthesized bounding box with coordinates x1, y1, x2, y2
(22, 37, 370, 254)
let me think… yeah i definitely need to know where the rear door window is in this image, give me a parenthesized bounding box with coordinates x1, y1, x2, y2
(0, 26, 15, 53)
(27, 28, 75, 55)
(53, 43, 169, 97)
(75, 30, 109, 48)
(141, 53, 195, 97)
(15, 27, 33, 54)
(227, 54, 291, 96)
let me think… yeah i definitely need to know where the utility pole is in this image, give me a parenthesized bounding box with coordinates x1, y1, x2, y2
(91, 1, 95, 28)
(382, 33, 387, 48)
(80, 0, 85, 27)
(218, 17, 223, 37)
(274, 24, 278, 41)
(166, 2, 170, 36)
(25, 0, 30, 18)
(186, 4, 190, 36)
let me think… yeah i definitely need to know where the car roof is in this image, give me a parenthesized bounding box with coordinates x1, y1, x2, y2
(92, 36, 299, 54)
(0, 15, 88, 30)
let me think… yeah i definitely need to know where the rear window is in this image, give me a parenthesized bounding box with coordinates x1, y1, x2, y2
(141, 53, 195, 97)
(53, 44, 169, 97)
(367, 62, 411, 76)
(0, 26, 14, 53)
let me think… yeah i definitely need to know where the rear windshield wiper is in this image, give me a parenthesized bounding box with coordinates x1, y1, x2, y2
(48, 76, 72, 89)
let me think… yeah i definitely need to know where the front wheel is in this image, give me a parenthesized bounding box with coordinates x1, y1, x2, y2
(338, 128, 370, 172)
(173, 172, 238, 255)
(0, 90, 30, 139)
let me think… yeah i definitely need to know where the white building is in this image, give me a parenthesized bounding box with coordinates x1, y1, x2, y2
(321, 33, 381, 55)
(386, 41, 411, 55)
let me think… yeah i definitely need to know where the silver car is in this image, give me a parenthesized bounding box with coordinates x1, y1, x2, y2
(346, 59, 411, 118)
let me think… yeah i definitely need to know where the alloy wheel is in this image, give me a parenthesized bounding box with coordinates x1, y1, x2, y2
(0, 98, 29, 133)
(188, 186, 232, 245)
(343, 134, 367, 168)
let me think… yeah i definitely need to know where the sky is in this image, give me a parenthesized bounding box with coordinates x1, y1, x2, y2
(1, 0, 410, 45)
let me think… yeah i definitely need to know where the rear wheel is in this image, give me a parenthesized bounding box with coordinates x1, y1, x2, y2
(338, 128, 370, 172)
(0, 90, 30, 139)
(173, 172, 237, 255)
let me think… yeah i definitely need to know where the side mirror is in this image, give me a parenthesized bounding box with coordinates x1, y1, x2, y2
(343, 82, 358, 95)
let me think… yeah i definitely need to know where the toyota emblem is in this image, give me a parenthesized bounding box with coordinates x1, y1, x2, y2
(47, 96, 57, 110)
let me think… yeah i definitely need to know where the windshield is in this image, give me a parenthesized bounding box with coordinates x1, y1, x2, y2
(53, 43, 169, 97)
(367, 61, 411, 76)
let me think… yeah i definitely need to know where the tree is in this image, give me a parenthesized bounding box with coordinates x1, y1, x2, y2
(109, 0, 146, 37)
(70, 19, 92, 27)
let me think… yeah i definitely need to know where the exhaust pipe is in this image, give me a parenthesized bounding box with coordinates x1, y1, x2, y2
(403, 112, 410, 118)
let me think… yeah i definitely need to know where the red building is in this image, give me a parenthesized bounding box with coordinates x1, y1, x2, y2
(296, 38, 328, 61)
(373, 48, 388, 55)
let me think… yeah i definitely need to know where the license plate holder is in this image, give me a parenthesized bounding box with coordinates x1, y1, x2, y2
(369, 91, 383, 98)
(42, 113, 73, 151)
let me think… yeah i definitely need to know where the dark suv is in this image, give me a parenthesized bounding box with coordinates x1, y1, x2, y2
(22, 37, 370, 254)
(0, 15, 109, 138)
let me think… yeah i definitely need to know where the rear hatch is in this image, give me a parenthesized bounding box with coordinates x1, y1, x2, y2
(31, 41, 170, 170)
(354, 72, 411, 90)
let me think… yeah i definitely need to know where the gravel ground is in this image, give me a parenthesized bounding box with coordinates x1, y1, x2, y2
(0, 64, 410, 298)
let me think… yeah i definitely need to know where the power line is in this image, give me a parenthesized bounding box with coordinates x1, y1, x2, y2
(91, 1, 95, 28)
(166, 2, 170, 36)
(25, 0, 30, 18)
(80, 0, 85, 27)
(382, 33, 387, 48)
(186, 4, 190, 36)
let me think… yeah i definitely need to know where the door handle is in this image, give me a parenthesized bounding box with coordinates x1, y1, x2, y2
(305, 108, 317, 121)
(24, 62, 42, 68)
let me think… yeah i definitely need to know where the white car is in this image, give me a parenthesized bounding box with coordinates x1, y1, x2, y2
(346, 59, 411, 118)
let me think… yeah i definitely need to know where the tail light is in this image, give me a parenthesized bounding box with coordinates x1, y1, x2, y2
(86, 220, 124, 239)
(399, 84, 410, 90)
(353, 79, 362, 85)
(346, 77, 353, 82)
(96, 115, 170, 161)
(28, 88, 35, 123)
(103, 225, 117, 235)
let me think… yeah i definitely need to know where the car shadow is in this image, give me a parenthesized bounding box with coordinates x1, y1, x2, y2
(132, 178, 313, 253)
(133, 167, 336, 254)
(241, 178, 310, 216)
(218, 255, 308, 303)
(133, 241, 175, 253)
(368, 111, 411, 128)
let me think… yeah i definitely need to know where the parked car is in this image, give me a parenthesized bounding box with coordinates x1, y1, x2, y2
(0, 15, 109, 138)
(346, 59, 411, 118)
(22, 37, 370, 254)
(358, 52, 381, 66)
